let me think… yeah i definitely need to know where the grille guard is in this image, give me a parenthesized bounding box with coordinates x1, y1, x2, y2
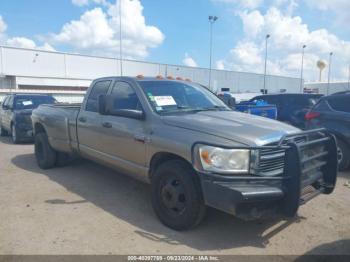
(279, 128, 338, 216)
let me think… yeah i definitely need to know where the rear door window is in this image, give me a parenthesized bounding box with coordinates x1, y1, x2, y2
(85, 80, 112, 112)
(111, 82, 142, 110)
(327, 96, 350, 113)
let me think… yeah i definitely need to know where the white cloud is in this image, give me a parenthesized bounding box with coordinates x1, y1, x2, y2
(307, 0, 350, 26)
(54, 0, 164, 59)
(72, 0, 109, 7)
(0, 16, 55, 51)
(182, 53, 198, 67)
(213, 0, 263, 9)
(0, 16, 7, 34)
(218, 7, 350, 81)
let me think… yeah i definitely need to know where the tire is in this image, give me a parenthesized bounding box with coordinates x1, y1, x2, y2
(56, 151, 73, 167)
(337, 139, 350, 171)
(151, 160, 206, 231)
(11, 124, 20, 144)
(34, 132, 57, 169)
(0, 125, 8, 136)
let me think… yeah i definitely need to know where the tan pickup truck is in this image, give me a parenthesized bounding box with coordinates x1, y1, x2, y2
(31, 76, 338, 230)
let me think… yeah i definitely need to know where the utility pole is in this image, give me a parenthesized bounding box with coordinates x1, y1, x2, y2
(300, 44, 306, 93)
(119, 0, 123, 76)
(327, 52, 333, 95)
(208, 15, 218, 89)
(263, 34, 270, 94)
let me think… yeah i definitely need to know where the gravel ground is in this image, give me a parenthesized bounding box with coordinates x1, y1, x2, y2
(0, 136, 349, 255)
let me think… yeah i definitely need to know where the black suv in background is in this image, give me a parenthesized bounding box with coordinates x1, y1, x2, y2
(305, 93, 350, 171)
(0, 94, 56, 143)
(250, 94, 323, 128)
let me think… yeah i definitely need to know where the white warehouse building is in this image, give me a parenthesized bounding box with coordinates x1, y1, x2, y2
(0, 45, 304, 103)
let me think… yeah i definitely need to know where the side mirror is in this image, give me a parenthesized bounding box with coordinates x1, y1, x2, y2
(219, 94, 236, 109)
(227, 97, 236, 109)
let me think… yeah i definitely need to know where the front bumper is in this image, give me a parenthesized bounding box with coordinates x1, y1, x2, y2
(198, 129, 338, 220)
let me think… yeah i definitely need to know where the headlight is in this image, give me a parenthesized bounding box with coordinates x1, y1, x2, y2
(194, 144, 250, 174)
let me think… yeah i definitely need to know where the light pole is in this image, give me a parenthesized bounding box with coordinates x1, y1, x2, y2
(208, 15, 218, 89)
(348, 64, 350, 90)
(300, 44, 306, 93)
(263, 34, 270, 94)
(119, 0, 123, 76)
(327, 52, 333, 95)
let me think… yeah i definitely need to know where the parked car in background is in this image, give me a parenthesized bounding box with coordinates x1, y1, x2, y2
(305, 93, 350, 171)
(0, 94, 56, 143)
(217, 92, 277, 119)
(250, 94, 323, 129)
(31, 76, 338, 230)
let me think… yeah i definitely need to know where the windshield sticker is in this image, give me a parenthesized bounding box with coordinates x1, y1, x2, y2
(22, 101, 33, 106)
(154, 96, 177, 106)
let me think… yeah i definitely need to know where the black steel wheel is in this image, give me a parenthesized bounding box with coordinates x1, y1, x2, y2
(151, 160, 206, 230)
(35, 132, 57, 169)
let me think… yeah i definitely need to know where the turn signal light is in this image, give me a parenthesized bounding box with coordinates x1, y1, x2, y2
(305, 112, 320, 120)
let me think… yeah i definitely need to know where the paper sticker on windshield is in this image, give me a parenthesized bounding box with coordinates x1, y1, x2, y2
(22, 101, 33, 106)
(154, 96, 177, 106)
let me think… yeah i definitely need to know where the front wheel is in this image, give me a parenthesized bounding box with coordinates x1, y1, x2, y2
(151, 160, 206, 231)
(11, 124, 20, 144)
(0, 125, 8, 136)
(35, 132, 57, 169)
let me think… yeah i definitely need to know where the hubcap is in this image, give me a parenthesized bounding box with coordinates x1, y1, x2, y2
(12, 126, 16, 141)
(337, 146, 343, 164)
(160, 177, 186, 215)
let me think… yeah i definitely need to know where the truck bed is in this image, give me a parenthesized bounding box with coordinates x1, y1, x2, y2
(32, 103, 81, 153)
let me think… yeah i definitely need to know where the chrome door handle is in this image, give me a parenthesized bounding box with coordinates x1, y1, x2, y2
(102, 122, 112, 128)
(134, 134, 146, 143)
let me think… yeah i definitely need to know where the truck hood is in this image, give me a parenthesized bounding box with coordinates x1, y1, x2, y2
(162, 111, 300, 146)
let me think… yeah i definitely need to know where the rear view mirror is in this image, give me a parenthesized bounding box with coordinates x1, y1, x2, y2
(219, 94, 236, 109)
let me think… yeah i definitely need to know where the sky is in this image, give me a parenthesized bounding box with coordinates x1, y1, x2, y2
(0, 0, 349, 82)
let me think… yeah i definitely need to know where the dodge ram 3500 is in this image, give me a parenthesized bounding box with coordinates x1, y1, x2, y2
(31, 76, 338, 230)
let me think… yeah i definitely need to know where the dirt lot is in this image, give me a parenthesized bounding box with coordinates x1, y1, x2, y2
(0, 136, 349, 255)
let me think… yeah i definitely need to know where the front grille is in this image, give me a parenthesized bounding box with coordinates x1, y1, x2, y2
(258, 146, 286, 176)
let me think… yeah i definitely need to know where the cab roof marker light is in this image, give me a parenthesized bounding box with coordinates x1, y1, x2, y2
(156, 75, 164, 79)
(185, 78, 192, 82)
(136, 74, 144, 79)
(176, 77, 184, 81)
(167, 76, 174, 80)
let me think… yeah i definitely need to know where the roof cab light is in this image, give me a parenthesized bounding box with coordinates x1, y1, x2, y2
(167, 76, 174, 80)
(305, 112, 320, 120)
(136, 74, 144, 79)
(176, 77, 184, 81)
(156, 75, 164, 79)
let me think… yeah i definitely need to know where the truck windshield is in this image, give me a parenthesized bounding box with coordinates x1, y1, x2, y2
(138, 81, 229, 114)
(14, 96, 56, 110)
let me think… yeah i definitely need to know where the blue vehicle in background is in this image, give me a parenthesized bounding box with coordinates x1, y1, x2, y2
(217, 92, 278, 120)
(236, 100, 277, 119)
